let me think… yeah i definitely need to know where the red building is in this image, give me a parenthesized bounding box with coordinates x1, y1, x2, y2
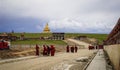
(104, 18, 120, 45)
(0, 41, 9, 50)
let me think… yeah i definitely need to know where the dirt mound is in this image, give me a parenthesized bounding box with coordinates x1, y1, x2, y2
(0, 45, 66, 59)
(79, 38, 98, 45)
(0, 49, 36, 59)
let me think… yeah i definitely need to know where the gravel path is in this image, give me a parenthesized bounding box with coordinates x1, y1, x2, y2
(67, 39, 90, 48)
(0, 49, 96, 70)
(0, 39, 96, 70)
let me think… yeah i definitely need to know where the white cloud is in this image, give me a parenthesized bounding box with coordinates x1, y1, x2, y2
(49, 17, 115, 33)
(0, 0, 120, 33)
(36, 25, 41, 29)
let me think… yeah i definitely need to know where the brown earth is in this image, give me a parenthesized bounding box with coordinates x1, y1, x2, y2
(0, 49, 97, 70)
(0, 45, 66, 59)
(0, 39, 97, 70)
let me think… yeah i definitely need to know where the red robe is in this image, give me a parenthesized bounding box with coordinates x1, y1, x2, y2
(43, 45, 47, 55)
(36, 45, 39, 56)
(75, 46, 78, 53)
(50, 45, 55, 56)
(66, 45, 69, 52)
(71, 46, 74, 53)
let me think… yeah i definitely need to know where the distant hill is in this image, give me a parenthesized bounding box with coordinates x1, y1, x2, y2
(11, 33, 108, 44)
(65, 33, 108, 44)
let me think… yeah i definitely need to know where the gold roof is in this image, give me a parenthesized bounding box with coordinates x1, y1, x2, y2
(43, 23, 51, 33)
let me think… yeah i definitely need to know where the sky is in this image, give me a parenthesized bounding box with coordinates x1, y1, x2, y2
(0, 0, 120, 33)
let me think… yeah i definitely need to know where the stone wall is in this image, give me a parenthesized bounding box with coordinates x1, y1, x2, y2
(104, 18, 120, 45)
(104, 44, 120, 70)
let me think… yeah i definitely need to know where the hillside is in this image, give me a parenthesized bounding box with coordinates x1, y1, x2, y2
(11, 33, 108, 44)
(65, 33, 108, 43)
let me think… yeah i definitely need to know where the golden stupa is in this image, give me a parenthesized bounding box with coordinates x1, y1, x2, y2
(43, 23, 51, 33)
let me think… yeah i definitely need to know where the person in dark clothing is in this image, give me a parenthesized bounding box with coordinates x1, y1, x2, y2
(71, 46, 74, 53)
(72, 46, 74, 53)
(43, 45, 47, 56)
(50, 45, 55, 56)
(66, 45, 69, 53)
(47, 45, 51, 56)
(75, 45, 78, 53)
(35, 44, 39, 56)
(70, 46, 72, 53)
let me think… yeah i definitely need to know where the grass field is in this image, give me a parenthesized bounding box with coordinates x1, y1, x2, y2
(11, 33, 108, 45)
(11, 40, 67, 45)
(12, 33, 52, 38)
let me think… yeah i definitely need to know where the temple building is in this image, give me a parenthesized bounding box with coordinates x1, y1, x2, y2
(52, 33, 65, 40)
(104, 18, 120, 45)
(42, 23, 51, 33)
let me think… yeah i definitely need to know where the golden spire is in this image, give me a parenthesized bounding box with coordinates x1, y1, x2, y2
(43, 23, 51, 33)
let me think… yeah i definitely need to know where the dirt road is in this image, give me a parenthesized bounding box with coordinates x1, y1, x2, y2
(0, 49, 96, 70)
(0, 39, 95, 70)
(67, 39, 90, 48)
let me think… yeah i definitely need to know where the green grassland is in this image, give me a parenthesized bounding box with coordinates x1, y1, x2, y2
(12, 33, 52, 38)
(11, 33, 108, 45)
(11, 40, 67, 45)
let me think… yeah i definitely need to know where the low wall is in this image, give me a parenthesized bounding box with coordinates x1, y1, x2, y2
(104, 44, 120, 70)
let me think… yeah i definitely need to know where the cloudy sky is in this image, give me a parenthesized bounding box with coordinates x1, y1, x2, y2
(0, 0, 120, 33)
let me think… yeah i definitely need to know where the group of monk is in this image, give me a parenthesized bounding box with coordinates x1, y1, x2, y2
(43, 45, 55, 56)
(66, 45, 78, 53)
(35, 44, 55, 56)
(35, 44, 78, 56)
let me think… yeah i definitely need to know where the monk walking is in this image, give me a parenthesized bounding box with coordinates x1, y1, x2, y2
(50, 45, 55, 56)
(75, 45, 78, 53)
(71, 46, 74, 53)
(35, 44, 39, 56)
(47, 45, 51, 56)
(43, 45, 47, 56)
(66, 45, 69, 52)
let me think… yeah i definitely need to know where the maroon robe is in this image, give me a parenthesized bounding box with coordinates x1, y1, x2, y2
(66, 45, 69, 52)
(75, 46, 78, 53)
(43, 45, 47, 56)
(36, 44, 39, 56)
(71, 46, 74, 53)
(50, 45, 55, 56)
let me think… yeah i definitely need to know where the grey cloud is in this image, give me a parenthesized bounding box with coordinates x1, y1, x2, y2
(0, 0, 120, 33)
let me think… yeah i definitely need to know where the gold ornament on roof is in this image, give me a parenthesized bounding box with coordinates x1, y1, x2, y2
(43, 23, 51, 33)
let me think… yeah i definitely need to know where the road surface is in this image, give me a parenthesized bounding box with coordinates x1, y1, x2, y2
(0, 39, 95, 70)
(67, 39, 90, 48)
(0, 49, 97, 70)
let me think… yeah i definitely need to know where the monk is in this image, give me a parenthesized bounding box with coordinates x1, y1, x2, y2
(43, 45, 47, 56)
(47, 45, 51, 56)
(71, 46, 74, 53)
(35, 44, 39, 56)
(50, 45, 55, 56)
(75, 45, 78, 53)
(66, 45, 69, 52)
